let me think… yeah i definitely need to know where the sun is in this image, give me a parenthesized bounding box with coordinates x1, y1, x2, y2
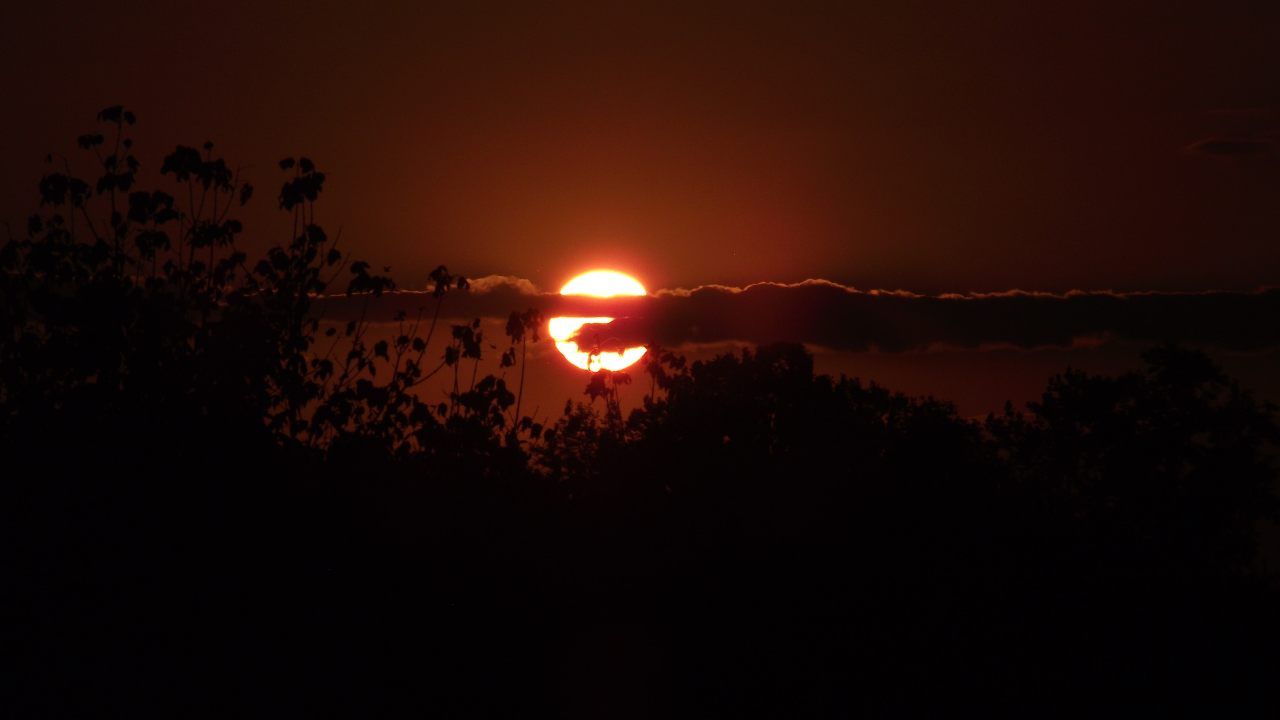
(549, 270, 648, 372)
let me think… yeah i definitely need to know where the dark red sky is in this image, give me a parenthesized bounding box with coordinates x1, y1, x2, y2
(3, 1, 1279, 295)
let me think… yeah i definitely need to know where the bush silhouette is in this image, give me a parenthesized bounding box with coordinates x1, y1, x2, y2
(4, 109, 1279, 716)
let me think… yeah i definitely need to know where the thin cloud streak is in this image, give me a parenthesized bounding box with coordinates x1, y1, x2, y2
(313, 277, 1280, 353)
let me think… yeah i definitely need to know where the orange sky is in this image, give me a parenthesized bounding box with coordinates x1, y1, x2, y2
(4, 2, 1280, 411)
(3, 1, 1279, 297)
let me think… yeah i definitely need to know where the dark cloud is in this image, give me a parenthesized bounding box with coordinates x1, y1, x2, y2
(310, 276, 649, 327)
(1185, 137, 1275, 157)
(313, 278, 1280, 353)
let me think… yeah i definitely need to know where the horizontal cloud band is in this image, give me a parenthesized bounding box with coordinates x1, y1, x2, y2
(312, 278, 1280, 353)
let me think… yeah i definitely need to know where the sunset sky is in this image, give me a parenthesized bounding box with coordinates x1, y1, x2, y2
(3, 1, 1278, 413)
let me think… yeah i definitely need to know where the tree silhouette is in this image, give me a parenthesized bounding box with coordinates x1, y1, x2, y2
(4, 109, 1278, 716)
(2, 108, 549, 463)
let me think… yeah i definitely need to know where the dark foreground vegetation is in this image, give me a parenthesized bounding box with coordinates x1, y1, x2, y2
(5, 110, 1279, 716)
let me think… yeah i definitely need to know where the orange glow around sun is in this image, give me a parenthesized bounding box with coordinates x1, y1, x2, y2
(549, 270, 648, 372)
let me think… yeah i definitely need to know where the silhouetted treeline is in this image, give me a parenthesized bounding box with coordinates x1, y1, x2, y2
(5, 110, 1279, 716)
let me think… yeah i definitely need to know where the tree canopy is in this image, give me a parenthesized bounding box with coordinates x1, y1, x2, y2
(5, 109, 1278, 716)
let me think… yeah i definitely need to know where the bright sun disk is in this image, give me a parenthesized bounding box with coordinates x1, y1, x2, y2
(549, 270, 648, 372)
